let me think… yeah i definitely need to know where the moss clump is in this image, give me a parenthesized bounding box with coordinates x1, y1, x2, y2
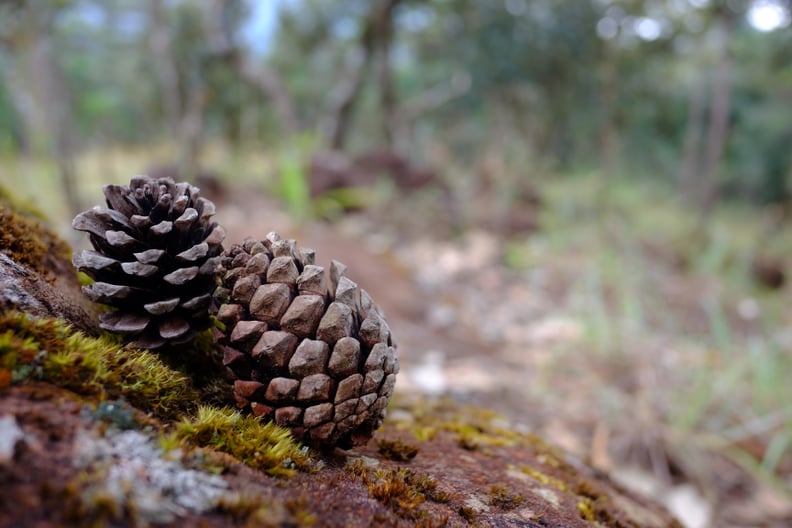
(488, 485, 524, 510)
(377, 438, 419, 462)
(216, 493, 317, 527)
(519, 465, 571, 492)
(577, 497, 597, 522)
(393, 397, 521, 449)
(0, 311, 198, 419)
(174, 405, 312, 477)
(345, 462, 450, 523)
(411, 474, 450, 504)
(0, 325, 43, 387)
(0, 202, 72, 280)
(365, 468, 427, 521)
(153, 328, 234, 409)
(457, 505, 477, 521)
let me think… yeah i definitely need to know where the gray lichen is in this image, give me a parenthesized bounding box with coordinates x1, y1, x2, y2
(73, 428, 229, 524)
(0, 414, 25, 464)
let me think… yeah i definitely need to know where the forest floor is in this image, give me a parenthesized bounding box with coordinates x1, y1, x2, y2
(5, 148, 792, 527)
(207, 175, 792, 528)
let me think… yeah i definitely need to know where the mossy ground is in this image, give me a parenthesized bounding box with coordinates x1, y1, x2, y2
(0, 175, 684, 526)
(0, 311, 322, 526)
(0, 311, 310, 474)
(0, 311, 196, 420)
(0, 189, 73, 281)
(0, 311, 682, 527)
(174, 405, 313, 477)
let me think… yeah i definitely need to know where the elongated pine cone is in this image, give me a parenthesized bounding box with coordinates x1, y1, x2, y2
(213, 233, 398, 448)
(72, 176, 225, 348)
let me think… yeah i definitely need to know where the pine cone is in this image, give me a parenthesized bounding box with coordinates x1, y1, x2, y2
(72, 176, 225, 348)
(213, 233, 398, 449)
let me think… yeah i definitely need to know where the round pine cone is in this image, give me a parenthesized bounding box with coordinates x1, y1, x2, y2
(72, 175, 225, 348)
(213, 233, 398, 449)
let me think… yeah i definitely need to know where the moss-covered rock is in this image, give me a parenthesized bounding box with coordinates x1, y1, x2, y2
(0, 189, 683, 527)
(0, 188, 96, 333)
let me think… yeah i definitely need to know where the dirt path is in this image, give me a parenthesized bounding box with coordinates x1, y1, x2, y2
(214, 184, 792, 528)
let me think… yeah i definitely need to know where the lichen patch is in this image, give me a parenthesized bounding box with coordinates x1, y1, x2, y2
(73, 428, 230, 524)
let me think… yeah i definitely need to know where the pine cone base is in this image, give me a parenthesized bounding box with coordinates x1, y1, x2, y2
(213, 233, 398, 449)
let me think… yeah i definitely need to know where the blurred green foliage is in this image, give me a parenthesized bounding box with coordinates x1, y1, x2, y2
(0, 0, 790, 204)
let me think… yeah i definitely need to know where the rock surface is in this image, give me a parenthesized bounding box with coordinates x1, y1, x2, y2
(0, 192, 682, 527)
(0, 197, 97, 334)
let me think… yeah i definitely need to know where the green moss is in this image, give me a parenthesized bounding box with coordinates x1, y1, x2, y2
(577, 497, 597, 521)
(0, 311, 198, 419)
(518, 465, 570, 492)
(0, 183, 47, 221)
(377, 438, 419, 462)
(364, 468, 427, 521)
(457, 505, 477, 521)
(345, 463, 450, 521)
(488, 485, 524, 510)
(174, 405, 312, 477)
(154, 327, 235, 408)
(215, 493, 317, 527)
(410, 474, 450, 504)
(392, 397, 528, 450)
(0, 201, 72, 279)
(77, 272, 94, 287)
(0, 328, 43, 386)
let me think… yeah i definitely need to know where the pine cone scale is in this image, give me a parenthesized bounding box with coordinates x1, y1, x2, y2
(143, 298, 180, 315)
(134, 249, 166, 264)
(73, 176, 224, 348)
(213, 234, 398, 448)
(74, 176, 398, 449)
(100, 311, 149, 333)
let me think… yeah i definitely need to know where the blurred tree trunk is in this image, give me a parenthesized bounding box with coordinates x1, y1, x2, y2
(700, 10, 734, 215)
(147, 0, 211, 180)
(239, 60, 299, 136)
(323, 0, 401, 151)
(393, 71, 470, 151)
(0, 50, 32, 156)
(147, 0, 182, 142)
(677, 9, 733, 216)
(598, 39, 620, 178)
(205, 0, 298, 137)
(378, 5, 397, 147)
(678, 78, 706, 201)
(0, 3, 30, 155)
(1, 2, 81, 214)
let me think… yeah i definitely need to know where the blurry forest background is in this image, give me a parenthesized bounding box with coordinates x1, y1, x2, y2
(1, 0, 792, 526)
